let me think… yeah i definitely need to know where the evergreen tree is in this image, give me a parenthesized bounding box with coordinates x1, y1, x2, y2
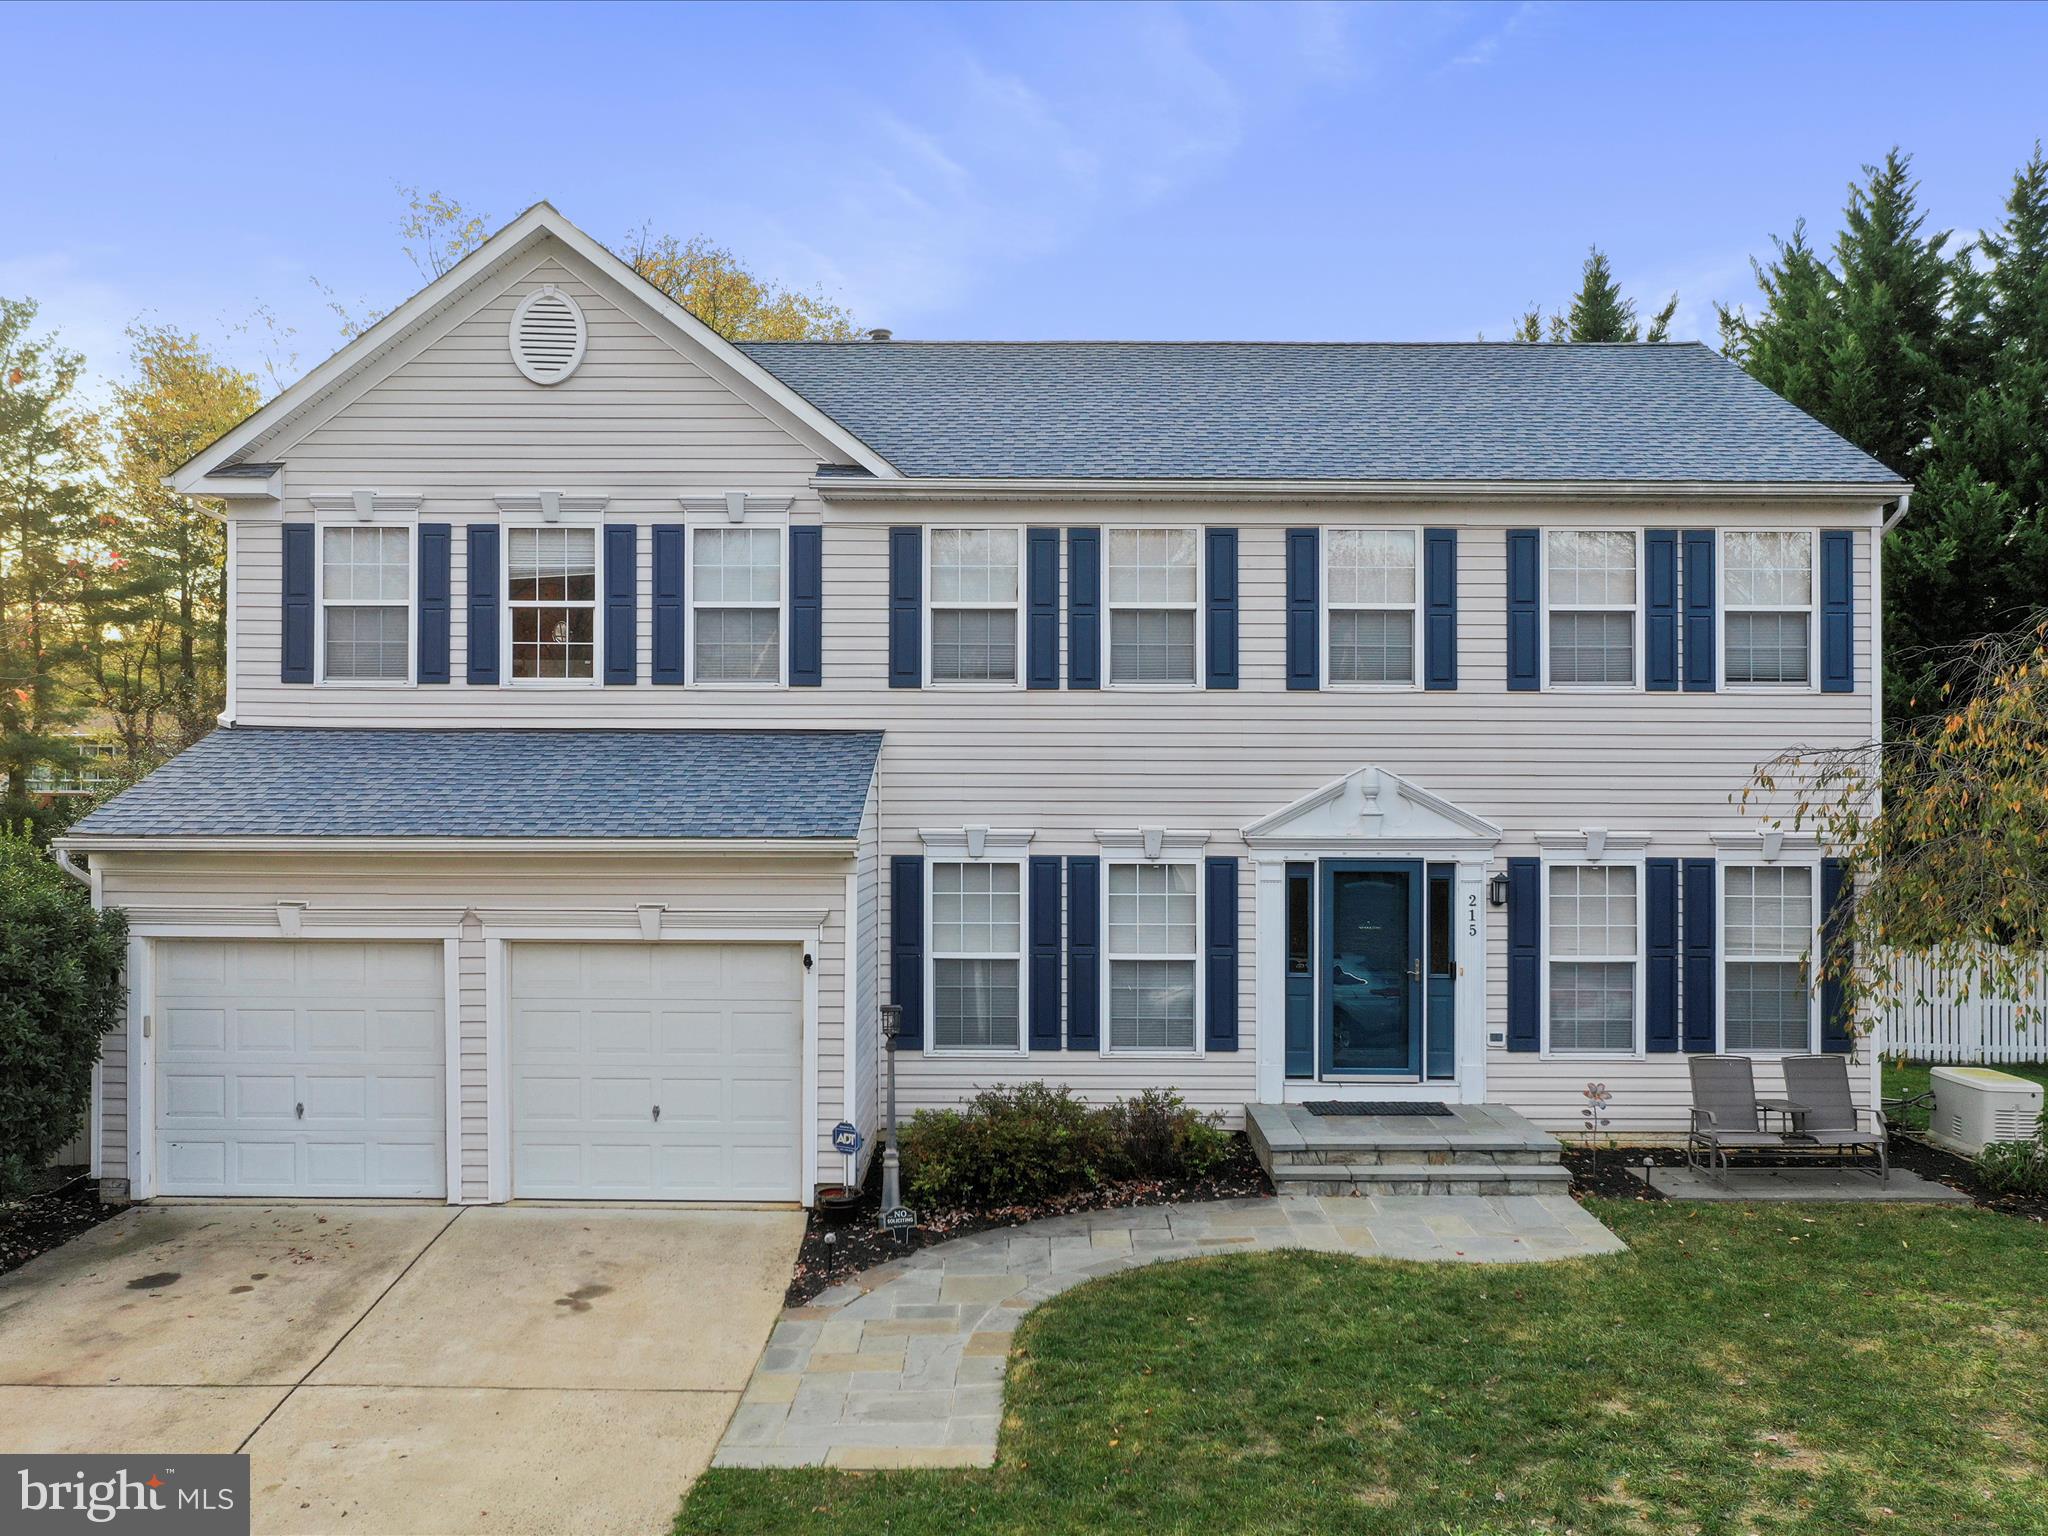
(0, 298, 100, 822)
(1502, 247, 1678, 343)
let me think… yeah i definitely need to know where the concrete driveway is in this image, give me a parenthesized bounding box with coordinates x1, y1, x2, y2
(0, 1202, 803, 1535)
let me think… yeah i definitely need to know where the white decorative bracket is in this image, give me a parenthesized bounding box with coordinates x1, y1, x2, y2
(1583, 827, 1608, 862)
(1142, 827, 1165, 861)
(275, 901, 307, 937)
(1762, 828, 1785, 863)
(637, 903, 666, 940)
(965, 825, 989, 860)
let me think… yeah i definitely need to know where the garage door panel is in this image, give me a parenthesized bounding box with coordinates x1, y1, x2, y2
(155, 940, 446, 1199)
(510, 942, 801, 1202)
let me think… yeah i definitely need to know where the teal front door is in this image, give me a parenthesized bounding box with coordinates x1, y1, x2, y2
(1319, 860, 1425, 1077)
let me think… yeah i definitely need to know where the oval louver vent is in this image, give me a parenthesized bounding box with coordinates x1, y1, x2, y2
(509, 286, 587, 385)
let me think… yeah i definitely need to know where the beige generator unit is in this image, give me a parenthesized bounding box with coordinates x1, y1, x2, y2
(1928, 1066, 2046, 1155)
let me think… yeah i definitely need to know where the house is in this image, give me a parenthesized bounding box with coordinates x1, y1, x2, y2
(56, 203, 1906, 1207)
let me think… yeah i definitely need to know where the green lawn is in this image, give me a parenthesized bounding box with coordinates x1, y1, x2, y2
(679, 1203, 2048, 1536)
(1883, 1058, 2048, 1131)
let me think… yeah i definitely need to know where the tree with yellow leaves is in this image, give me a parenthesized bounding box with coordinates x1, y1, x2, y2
(1746, 613, 2048, 1032)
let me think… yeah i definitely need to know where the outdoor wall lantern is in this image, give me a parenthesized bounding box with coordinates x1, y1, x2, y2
(1488, 872, 1510, 908)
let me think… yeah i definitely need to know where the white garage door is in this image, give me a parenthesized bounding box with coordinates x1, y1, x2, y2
(155, 940, 446, 1198)
(510, 942, 803, 1201)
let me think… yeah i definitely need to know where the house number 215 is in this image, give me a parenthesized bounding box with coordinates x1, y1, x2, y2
(1466, 891, 1479, 939)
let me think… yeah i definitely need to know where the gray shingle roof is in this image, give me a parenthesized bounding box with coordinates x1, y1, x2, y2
(736, 341, 1901, 485)
(67, 728, 881, 841)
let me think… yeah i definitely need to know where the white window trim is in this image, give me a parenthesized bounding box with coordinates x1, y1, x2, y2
(1538, 850, 1647, 1060)
(1541, 527, 1644, 692)
(1099, 856, 1206, 1059)
(1716, 857, 1822, 1057)
(1321, 524, 1425, 691)
(314, 520, 417, 687)
(684, 516, 789, 690)
(924, 525, 1027, 691)
(1717, 527, 1820, 693)
(923, 852, 1031, 1058)
(1103, 525, 1203, 691)
(498, 516, 605, 689)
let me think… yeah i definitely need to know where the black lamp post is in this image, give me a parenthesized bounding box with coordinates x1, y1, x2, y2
(880, 1003, 902, 1221)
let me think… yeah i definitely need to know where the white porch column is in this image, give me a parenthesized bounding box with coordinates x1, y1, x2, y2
(1253, 858, 1286, 1102)
(1455, 858, 1490, 1105)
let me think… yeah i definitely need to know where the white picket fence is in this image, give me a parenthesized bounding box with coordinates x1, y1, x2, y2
(1881, 950, 2048, 1063)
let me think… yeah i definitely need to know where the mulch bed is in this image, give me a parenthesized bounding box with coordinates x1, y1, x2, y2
(786, 1133, 1273, 1307)
(1, 1168, 122, 1277)
(1564, 1136, 2048, 1221)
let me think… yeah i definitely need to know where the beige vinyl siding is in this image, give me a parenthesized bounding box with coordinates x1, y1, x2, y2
(176, 239, 1889, 1141)
(94, 852, 850, 1201)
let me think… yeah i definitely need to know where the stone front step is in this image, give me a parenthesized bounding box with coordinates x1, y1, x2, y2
(1268, 1161, 1574, 1198)
(1246, 1101, 1567, 1198)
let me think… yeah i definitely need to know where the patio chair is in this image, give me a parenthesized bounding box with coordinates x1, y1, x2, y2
(1686, 1056, 1795, 1184)
(1781, 1054, 1890, 1185)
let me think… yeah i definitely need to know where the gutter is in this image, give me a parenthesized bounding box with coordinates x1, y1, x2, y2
(53, 835, 860, 859)
(1881, 491, 1914, 534)
(809, 475, 1911, 505)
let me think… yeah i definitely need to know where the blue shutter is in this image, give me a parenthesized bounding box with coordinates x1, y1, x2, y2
(1205, 856, 1240, 1051)
(280, 522, 315, 683)
(1066, 528, 1100, 689)
(789, 525, 823, 686)
(1025, 528, 1058, 690)
(1205, 527, 1238, 689)
(603, 523, 636, 685)
(1682, 858, 1717, 1052)
(1506, 529, 1540, 691)
(465, 524, 500, 685)
(1645, 858, 1679, 1052)
(890, 856, 924, 1050)
(888, 527, 922, 688)
(1645, 529, 1678, 691)
(1820, 857, 1852, 1052)
(1285, 528, 1318, 690)
(1424, 528, 1458, 691)
(1820, 530, 1854, 693)
(1028, 855, 1062, 1050)
(651, 525, 685, 685)
(1065, 856, 1100, 1049)
(1682, 530, 1716, 692)
(1505, 856, 1540, 1051)
(416, 523, 451, 684)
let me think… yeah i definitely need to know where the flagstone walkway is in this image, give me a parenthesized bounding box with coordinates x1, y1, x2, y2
(712, 1192, 1625, 1470)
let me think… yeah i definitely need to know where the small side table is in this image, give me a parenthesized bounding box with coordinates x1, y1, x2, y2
(1758, 1097, 1816, 1141)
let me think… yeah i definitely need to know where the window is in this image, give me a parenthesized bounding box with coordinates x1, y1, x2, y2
(507, 526, 598, 681)
(930, 861, 1023, 1051)
(1545, 530, 1637, 686)
(928, 529, 1021, 684)
(1724, 865, 1815, 1051)
(1106, 528, 1198, 685)
(321, 526, 411, 682)
(1106, 863, 1199, 1052)
(691, 526, 783, 684)
(1326, 528, 1419, 685)
(1547, 864, 1638, 1053)
(1723, 531, 1815, 686)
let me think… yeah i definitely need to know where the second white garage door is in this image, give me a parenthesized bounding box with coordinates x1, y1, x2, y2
(509, 942, 804, 1201)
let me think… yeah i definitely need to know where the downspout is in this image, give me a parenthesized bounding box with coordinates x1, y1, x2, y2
(1881, 491, 1913, 534)
(53, 845, 92, 890)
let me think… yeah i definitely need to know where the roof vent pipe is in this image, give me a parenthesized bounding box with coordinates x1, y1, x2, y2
(866, 328, 893, 343)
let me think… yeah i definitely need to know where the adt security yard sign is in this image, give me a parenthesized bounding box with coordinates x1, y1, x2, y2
(831, 1121, 863, 1156)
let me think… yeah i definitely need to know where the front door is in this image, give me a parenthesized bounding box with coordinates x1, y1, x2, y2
(1319, 860, 1425, 1077)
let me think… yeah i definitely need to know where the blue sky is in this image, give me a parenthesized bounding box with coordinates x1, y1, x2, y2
(6, 1, 2045, 398)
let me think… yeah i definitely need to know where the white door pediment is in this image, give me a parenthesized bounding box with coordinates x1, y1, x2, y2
(1242, 766, 1501, 855)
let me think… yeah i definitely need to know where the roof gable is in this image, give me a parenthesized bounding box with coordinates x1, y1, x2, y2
(1244, 766, 1503, 851)
(173, 204, 898, 492)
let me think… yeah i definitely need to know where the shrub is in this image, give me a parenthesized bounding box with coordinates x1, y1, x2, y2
(0, 831, 127, 1197)
(900, 1082, 1234, 1212)
(1973, 1110, 2048, 1199)
(1101, 1088, 1231, 1179)
(901, 1082, 1115, 1211)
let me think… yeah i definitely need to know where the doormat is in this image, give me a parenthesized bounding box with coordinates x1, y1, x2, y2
(1301, 1101, 1455, 1117)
